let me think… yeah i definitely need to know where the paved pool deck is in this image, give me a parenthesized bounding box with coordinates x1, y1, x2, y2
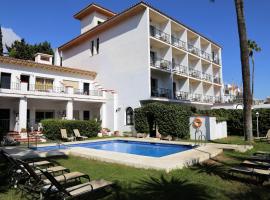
(1, 137, 253, 172)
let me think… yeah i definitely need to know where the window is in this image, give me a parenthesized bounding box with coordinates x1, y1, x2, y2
(97, 21, 102, 25)
(0, 72, 11, 89)
(40, 56, 50, 61)
(35, 111, 54, 123)
(35, 78, 53, 91)
(126, 107, 134, 125)
(96, 38, 99, 54)
(83, 111, 90, 120)
(91, 40, 94, 56)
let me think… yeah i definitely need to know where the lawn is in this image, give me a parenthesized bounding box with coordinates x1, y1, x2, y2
(0, 136, 270, 200)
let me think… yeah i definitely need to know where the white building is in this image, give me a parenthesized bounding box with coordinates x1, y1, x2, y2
(223, 83, 242, 103)
(0, 54, 117, 133)
(56, 2, 223, 132)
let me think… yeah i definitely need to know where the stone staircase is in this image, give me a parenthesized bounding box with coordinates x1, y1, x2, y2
(7, 131, 43, 143)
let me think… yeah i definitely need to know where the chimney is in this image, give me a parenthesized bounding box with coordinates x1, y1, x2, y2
(34, 53, 53, 65)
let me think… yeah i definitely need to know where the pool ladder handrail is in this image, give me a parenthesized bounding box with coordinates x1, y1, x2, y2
(194, 128, 206, 146)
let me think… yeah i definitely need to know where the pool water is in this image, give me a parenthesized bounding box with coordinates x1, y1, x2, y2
(35, 140, 194, 157)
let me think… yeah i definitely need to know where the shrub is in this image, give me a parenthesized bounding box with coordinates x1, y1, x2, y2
(198, 108, 270, 136)
(41, 119, 101, 140)
(134, 103, 193, 138)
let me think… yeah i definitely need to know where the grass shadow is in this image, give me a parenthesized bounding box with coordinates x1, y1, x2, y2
(106, 175, 212, 200)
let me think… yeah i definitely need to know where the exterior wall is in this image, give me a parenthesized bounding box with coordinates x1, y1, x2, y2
(0, 63, 96, 91)
(189, 116, 227, 140)
(80, 12, 109, 34)
(62, 9, 150, 131)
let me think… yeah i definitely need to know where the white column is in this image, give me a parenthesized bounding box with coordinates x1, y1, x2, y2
(100, 103, 106, 128)
(66, 100, 73, 120)
(19, 97, 27, 132)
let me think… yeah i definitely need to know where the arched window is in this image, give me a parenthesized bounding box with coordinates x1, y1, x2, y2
(126, 107, 134, 125)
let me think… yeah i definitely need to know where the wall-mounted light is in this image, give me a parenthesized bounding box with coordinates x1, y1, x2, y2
(116, 107, 121, 112)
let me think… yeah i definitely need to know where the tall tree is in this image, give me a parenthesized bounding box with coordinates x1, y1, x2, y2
(211, 0, 253, 141)
(0, 25, 3, 56)
(6, 39, 54, 60)
(234, 0, 253, 142)
(248, 40, 261, 103)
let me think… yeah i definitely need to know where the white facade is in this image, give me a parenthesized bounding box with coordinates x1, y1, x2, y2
(58, 2, 224, 132)
(0, 56, 116, 133)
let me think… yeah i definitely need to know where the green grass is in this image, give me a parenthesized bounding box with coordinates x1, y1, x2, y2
(1, 136, 270, 200)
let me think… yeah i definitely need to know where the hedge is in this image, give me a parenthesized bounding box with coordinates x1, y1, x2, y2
(198, 108, 270, 136)
(134, 103, 193, 138)
(41, 119, 101, 140)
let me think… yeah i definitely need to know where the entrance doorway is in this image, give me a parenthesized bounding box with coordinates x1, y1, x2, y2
(20, 75, 30, 90)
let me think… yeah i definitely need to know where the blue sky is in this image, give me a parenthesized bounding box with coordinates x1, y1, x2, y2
(0, 0, 269, 99)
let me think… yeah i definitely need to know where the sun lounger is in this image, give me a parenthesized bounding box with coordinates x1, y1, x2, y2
(18, 159, 90, 185)
(248, 155, 270, 163)
(60, 129, 74, 142)
(254, 129, 270, 141)
(73, 129, 88, 140)
(40, 170, 113, 199)
(160, 135, 173, 141)
(254, 151, 270, 156)
(230, 166, 270, 183)
(241, 160, 270, 170)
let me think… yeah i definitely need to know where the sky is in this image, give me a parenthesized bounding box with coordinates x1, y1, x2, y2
(0, 0, 269, 99)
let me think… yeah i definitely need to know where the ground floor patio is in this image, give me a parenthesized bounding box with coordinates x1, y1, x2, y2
(0, 97, 104, 132)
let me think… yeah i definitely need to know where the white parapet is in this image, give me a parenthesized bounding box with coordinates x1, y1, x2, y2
(190, 116, 227, 141)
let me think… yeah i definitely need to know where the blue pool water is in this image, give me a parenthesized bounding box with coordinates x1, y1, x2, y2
(35, 140, 194, 157)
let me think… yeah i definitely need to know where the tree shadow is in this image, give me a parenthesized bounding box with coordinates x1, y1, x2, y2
(106, 175, 212, 200)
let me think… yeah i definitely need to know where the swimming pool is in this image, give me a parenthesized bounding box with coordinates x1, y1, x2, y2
(35, 140, 195, 157)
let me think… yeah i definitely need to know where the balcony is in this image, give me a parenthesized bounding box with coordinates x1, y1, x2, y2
(203, 95, 214, 103)
(213, 77, 221, 84)
(202, 72, 212, 82)
(200, 50, 212, 62)
(0, 82, 103, 97)
(187, 44, 200, 57)
(151, 88, 171, 99)
(172, 64, 188, 76)
(190, 93, 203, 102)
(150, 25, 170, 44)
(171, 36, 186, 50)
(150, 58, 171, 71)
(175, 91, 189, 101)
(213, 57, 220, 65)
(214, 96, 222, 103)
(189, 68, 201, 79)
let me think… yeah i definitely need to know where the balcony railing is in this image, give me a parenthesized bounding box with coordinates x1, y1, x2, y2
(213, 77, 221, 84)
(202, 72, 212, 82)
(150, 58, 171, 71)
(172, 64, 188, 76)
(187, 44, 200, 56)
(29, 84, 66, 93)
(201, 50, 212, 61)
(0, 82, 21, 90)
(151, 88, 171, 99)
(0, 82, 103, 97)
(214, 96, 222, 103)
(171, 36, 186, 50)
(74, 89, 103, 96)
(213, 57, 220, 65)
(189, 68, 201, 79)
(175, 91, 189, 100)
(150, 25, 170, 44)
(203, 95, 214, 103)
(190, 93, 202, 102)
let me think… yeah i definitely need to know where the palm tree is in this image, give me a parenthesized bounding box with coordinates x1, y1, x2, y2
(234, 0, 253, 142)
(211, 0, 253, 141)
(248, 40, 261, 103)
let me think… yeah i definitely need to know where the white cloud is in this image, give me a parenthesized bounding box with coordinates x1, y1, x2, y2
(1, 27, 21, 52)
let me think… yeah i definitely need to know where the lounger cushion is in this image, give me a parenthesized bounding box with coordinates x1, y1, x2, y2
(43, 172, 86, 184)
(29, 160, 51, 167)
(67, 180, 113, 196)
